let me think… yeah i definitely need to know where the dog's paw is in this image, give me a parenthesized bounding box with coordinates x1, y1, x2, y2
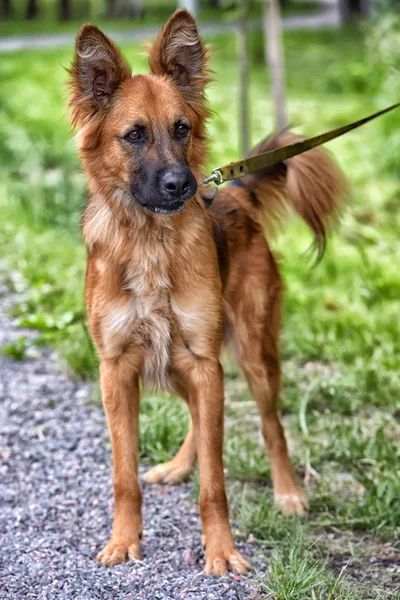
(204, 545, 251, 576)
(97, 537, 142, 566)
(143, 460, 192, 485)
(275, 489, 308, 517)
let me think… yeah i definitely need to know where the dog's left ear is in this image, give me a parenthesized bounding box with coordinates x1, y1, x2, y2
(149, 10, 210, 114)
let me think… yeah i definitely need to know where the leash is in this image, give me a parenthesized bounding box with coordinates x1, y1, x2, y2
(201, 102, 400, 193)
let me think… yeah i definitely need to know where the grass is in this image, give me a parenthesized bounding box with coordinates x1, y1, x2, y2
(257, 530, 361, 600)
(0, 0, 318, 36)
(0, 22, 399, 599)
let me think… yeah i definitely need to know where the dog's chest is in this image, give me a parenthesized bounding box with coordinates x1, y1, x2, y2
(103, 232, 174, 388)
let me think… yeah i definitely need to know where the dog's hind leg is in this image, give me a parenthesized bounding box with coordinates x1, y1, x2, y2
(143, 377, 197, 485)
(143, 424, 196, 485)
(228, 245, 308, 516)
(239, 332, 308, 516)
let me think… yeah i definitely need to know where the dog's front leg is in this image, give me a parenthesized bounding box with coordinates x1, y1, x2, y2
(187, 359, 251, 576)
(97, 354, 142, 565)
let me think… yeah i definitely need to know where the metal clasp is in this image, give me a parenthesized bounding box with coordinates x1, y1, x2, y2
(201, 169, 223, 187)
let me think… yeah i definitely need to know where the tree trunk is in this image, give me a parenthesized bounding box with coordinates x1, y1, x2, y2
(106, 0, 118, 17)
(237, 0, 250, 155)
(1, 0, 12, 20)
(359, 0, 371, 18)
(59, 0, 71, 20)
(338, 0, 351, 23)
(339, 0, 371, 23)
(263, 0, 287, 130)
(126, 0, 144, 18)
(26, 0, 38, 20)
(178, 0, 198, 19)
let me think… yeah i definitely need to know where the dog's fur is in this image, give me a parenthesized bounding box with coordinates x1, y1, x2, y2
(68, 10, 346, 575)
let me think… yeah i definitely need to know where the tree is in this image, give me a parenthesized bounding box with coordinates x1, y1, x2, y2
(26, 0, 38, 19)
(59, 0, 71, 20)
(237, 0, 250, 155)
(1, 0, 12, 20)
(339, 0, 371, 22)
(126, 0, 143, 18)
(106, 0, 117, 17)
(178, 0, 198, 19)
(263, 0, 287, 130)
(106, 0, 143, 18)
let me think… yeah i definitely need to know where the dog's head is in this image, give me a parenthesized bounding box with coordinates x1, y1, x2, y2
(68, 10, 210, 215)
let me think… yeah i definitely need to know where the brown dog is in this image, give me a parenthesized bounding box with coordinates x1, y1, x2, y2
(67, 10, 346, 575)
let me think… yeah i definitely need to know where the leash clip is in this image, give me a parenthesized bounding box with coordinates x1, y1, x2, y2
(200, 169, 222, 206)
(201, 169, 223, 187)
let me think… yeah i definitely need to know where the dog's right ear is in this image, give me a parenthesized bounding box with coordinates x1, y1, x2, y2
(67, 25, 131, 129)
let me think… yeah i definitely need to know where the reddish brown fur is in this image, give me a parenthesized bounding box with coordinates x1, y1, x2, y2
(67, 10, 346, 575)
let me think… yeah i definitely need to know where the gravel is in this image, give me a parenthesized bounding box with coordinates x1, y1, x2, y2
(0, 285, 264, 599)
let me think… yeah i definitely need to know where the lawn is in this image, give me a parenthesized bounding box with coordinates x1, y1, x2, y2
(0, 22, 399, 599)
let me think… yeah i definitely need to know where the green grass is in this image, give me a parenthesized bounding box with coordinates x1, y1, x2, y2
(257, 530, 361, 600)
(0, 22, 399, 599)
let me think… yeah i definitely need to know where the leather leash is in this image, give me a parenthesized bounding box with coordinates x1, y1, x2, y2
(201, 102, 400, 195)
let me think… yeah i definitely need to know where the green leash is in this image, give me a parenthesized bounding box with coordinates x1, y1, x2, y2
(201, 102, 400, 189)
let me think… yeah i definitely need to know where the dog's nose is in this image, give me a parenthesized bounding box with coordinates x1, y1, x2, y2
(161, 170, 190, 197)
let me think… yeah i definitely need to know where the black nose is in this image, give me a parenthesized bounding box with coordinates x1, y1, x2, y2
(161, 169, 192, 198)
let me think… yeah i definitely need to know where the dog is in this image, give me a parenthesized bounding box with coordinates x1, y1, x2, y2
(67, 9, 346, 575)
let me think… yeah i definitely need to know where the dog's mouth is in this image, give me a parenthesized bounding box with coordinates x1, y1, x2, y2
(141, 199, 186, 215)
(135, 191, 196, 215)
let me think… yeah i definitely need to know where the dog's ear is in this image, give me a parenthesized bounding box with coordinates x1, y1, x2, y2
(68, 25, 131, 128)
(149, 10, 211, 114)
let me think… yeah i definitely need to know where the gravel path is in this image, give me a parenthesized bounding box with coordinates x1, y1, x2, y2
(0, 284, 264, 599)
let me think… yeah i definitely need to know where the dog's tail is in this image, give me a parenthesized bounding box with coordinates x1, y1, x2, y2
(235, 131, 348, 258)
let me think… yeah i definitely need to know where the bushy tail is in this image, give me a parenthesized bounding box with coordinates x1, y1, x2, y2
(237, 131, 348, 258)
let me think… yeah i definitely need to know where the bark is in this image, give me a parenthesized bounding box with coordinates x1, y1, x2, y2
(1, 0, 12, 20)
(0, 0, 12, 21)
(106, 0, 118, 17)
(263, 0, 287, 131)
(126, 0, 143, 18)
(178, 0, 198, 19)
(339, 0, 371, 23)
(26, 0, 38, 20)
(237, 0, 250, 155)
(59, 0, 71, 20)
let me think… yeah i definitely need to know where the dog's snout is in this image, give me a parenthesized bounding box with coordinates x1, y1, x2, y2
(160, 168, 195, 199)
(135, 167, 197, 213)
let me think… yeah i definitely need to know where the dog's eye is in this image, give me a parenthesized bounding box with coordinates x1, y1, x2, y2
(176, 123, 190, 138)
(126, 130, 141, 142)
